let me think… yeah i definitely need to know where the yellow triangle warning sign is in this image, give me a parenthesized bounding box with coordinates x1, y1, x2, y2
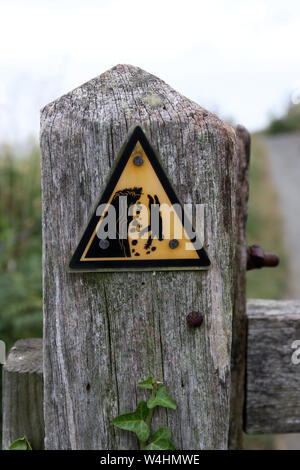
(69, 126, 210, 271)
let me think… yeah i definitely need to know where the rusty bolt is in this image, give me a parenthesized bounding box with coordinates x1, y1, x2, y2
(187, 311, 203, 327)
(263, 252, 280, 267)
(247, 244, 279, 270)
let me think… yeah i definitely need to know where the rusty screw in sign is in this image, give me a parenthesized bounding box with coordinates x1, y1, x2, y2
(187, 311, 203, 327)
(133, 155, 144, 166)
(247, 244, 279, 270)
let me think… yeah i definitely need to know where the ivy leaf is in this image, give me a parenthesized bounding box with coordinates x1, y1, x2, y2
(112, 401, 150, 442)
(9, 436, 32, 450)
(144, 427, 177, 450)
(147, 386, 176, 410)
(138, 376, 155, 389)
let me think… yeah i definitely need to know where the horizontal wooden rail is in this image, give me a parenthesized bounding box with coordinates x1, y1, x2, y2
(2, 300, 300, 449)
(245, 299, 300, 434)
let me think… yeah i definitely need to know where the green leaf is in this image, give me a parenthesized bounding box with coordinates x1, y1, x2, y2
(144, 427, 177, 450)
(138, 376, 155, 389)
(112, 401, 150, 442)
(147, 385, 176, 410)
(9, 436, 32, 450)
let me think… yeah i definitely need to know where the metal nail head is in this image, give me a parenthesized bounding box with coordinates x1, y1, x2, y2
(169, 239, 179, 249)
(187, 311, 203, 327)
(99, 239, 110, 250)
(133, 156, 144, 166)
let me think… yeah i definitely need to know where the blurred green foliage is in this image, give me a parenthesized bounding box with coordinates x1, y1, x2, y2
(0, 144, 43, 447)
(0, 144, 42, 350)
(246, 135, 288, 299)
(266, 103, 300, 134)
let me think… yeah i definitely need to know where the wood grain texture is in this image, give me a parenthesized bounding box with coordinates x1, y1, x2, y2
(2, 339, 44, 450)
(245, 299, 300, 434)
(40, 64, 242, 449)
(229, 125, 250, 448)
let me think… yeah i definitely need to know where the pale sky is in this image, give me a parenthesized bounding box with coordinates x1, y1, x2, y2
(0, 0, 300, 143)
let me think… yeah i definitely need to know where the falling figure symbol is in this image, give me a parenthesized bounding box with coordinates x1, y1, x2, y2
(97, 187, 164, 258)
(140, 194, 164, 251)
(109, 187, 143, 257)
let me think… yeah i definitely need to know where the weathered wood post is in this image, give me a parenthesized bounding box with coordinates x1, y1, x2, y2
(2, 339, 44, 450)
(40, 64, 249, 449)
(229, 125, 250, 448)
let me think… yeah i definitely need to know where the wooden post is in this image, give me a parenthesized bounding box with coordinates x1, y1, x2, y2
(2, 339, 44, 450)
(40, 64, 247, 449)
(229, 125, 250, 448)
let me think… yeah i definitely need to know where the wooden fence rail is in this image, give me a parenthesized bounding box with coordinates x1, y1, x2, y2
(3, 300, 300, 449)
(245, 299, 300, 434)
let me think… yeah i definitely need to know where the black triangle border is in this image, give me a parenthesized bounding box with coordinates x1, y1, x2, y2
(69, 126, 210, 271)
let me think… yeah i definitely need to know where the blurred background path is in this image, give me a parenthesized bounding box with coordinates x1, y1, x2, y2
(265, 133, 300, 450)
(267, 134, 300, 299)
